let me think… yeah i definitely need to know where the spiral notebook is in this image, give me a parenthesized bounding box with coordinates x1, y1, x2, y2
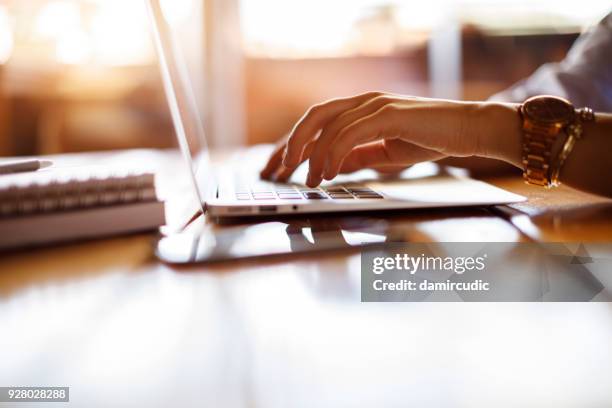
(0, 166, 166, 250)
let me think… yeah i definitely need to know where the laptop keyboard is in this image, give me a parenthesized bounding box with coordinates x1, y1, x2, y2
(235, 185, 384, 201)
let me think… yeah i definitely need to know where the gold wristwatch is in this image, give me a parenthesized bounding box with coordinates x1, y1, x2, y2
(519, 95, 594, 187)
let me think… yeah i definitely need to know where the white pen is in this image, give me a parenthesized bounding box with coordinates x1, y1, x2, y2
(0, 159, 54, 175)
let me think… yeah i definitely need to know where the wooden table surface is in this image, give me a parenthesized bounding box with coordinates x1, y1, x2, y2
(1, 149, 611, 408)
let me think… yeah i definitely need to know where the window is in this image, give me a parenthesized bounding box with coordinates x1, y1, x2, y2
(239, 0, 611, 58)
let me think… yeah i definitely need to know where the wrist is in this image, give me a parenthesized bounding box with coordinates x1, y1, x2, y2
(470, 101, 522, 168)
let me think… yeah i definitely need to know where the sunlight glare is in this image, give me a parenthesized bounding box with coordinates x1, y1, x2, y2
(55, 27, 91, 64)
(0, 6, 13, 64)
(161, 0, 195, 25)
(34, 0, 81, 40)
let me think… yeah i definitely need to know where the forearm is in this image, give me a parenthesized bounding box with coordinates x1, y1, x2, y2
(437, 102, 520, 175)
(471, 102, 522, 168)
(437, 157, 518, 175)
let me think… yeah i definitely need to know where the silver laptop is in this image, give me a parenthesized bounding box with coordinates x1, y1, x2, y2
(146, 0, 524, 219)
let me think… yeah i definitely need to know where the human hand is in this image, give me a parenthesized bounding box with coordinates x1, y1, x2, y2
(261, 92, 522, 187)
(259, 133, 442, 183)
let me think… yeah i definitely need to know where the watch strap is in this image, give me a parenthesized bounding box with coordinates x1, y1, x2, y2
(521, 129, 556, 187)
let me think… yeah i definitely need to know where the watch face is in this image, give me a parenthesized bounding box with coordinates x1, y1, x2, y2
(523, 96, 575, 124)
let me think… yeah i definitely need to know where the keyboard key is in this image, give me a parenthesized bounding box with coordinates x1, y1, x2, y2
(324, 187, 347, 193)
(352, 190, 379, 195)
(303, 192, 328, 199)
(354, 193, 383, 199)
(252, 193, 276, 200)
(347, 188, 374, 193)
(329, 194, 354, 199)
(278, 193, 303, 199)
(236, 193, 251, 200)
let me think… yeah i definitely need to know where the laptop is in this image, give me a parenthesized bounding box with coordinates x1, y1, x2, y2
(145, 0, 525, 220)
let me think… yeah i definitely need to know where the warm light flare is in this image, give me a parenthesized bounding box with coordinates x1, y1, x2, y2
(34, 0, 81, 40)
(160, 0, 195, 25)
(0, 6, 13, 64)
(239, 0, 612, 58)
(89, 0, 151, 66)
(55, 28, 91, 65)
(30, 0, 160, 66)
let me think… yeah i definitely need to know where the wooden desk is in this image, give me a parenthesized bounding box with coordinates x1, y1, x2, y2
(1, 149, 611, 407)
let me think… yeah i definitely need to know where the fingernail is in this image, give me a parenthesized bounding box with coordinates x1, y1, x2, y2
(322, 167, 331, 180)
(306, 173, 318, 187)
(276, 165, 288, 182)
(311, 175, 321, 187)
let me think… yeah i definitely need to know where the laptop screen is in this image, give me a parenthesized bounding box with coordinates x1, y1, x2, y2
(146, 0, 212, 211)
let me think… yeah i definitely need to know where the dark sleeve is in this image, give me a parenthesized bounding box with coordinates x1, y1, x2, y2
(490, 12, 612, 112)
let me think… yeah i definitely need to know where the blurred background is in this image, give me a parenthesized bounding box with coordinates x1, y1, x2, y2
(0, 0, 609, 156)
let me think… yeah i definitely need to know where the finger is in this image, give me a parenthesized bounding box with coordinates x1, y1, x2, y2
(338, 140, 445, 174)
(261, 135, 313, 181)
(322, 106, 398, 182)
(283, 91, 382, 168)
(272, 165, 294, 183)
(306, 95, 394, 186)
(260, 141, 287, 180)
(274, 140, 316, 182)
